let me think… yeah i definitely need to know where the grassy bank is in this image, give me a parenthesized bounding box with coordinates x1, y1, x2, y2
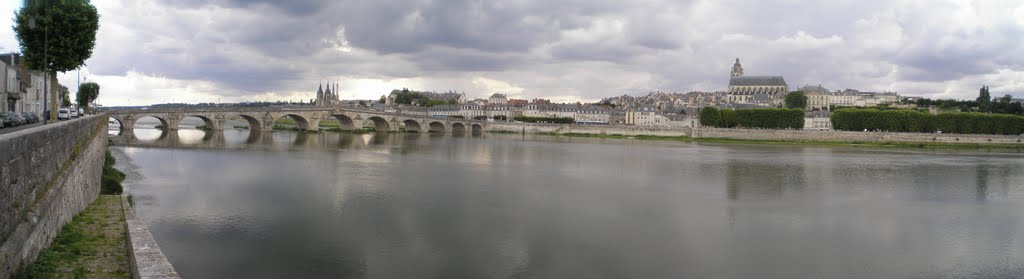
(15, 195, 130, 279)
(534, 132, 1024, 150)
(102, 150, 125, 195)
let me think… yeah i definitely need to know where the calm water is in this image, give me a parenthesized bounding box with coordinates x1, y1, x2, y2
(112, 125, 1024, 279)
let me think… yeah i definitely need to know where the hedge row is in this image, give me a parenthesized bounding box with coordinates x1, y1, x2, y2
(700, 107, 805, 129)
(830, 108, 1024, 135)
(513, 116, 574, 123)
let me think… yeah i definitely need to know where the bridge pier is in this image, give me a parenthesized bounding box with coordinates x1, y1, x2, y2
(306, 119, 321, 132)
(119, 119, 136, 133)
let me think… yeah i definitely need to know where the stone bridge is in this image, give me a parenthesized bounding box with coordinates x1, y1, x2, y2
(107, 107, 486, 134)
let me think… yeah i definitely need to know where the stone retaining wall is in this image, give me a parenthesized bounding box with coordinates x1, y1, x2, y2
(0, 116, 108, 278)
(485, 122, 1024, 145)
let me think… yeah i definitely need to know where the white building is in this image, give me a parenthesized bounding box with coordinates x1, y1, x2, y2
(488, 93, 507, 105)
(575, 106, 610, 124)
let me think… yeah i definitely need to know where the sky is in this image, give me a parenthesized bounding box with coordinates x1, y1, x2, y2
(1, 0, 1022, 106)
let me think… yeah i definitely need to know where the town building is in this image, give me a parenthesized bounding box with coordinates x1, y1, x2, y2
(625, 106, 670, 126)
(0, 53, 56, 115)
(575, 106, 610, 124)
(488, 93, 508, 105)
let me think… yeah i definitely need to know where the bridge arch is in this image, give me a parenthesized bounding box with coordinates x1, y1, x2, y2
(471, 123, 483, 134)
(331, 114, 356, 130)
(182, 115, 215, 130)
(452, 123, 467, 133)
(229, 114, 263, 132)
(137, 115, 170, 130)
(108, 116, 126, 135)
(364, 116, 391, 132)
(428, 121, 446, 133)
(403, 119, 423, 132)
(276, 114, 311, 130)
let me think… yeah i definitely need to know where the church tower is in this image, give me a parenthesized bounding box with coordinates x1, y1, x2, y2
(316, 84, 324, 106)
(731, 58, 744, 77)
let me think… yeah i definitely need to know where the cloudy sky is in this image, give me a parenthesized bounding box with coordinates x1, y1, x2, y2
(1, 0, 1022, 106)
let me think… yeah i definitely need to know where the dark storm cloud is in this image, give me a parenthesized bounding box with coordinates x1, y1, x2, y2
(335, 0, 627, 54)
(83, 0, 1024, 101)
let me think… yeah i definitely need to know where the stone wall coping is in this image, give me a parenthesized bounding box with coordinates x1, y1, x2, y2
(121, 196, 180, 279)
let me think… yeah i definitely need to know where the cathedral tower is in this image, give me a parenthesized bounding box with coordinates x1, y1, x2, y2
(731, 58, 744, 77)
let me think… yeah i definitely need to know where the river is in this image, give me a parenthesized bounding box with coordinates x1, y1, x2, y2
(111, 122, 1024, 278)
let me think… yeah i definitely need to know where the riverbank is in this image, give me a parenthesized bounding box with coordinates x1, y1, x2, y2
(15, 195, 130, 279)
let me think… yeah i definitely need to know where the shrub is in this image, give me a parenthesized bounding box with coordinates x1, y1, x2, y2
(101, 150, 124, 195)
(830, 108, 1024, 135)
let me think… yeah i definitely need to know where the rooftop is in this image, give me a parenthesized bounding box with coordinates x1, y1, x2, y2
(729, 76, 788, 87)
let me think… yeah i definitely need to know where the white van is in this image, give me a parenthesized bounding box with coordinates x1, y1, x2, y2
(58, 108, 70, 120)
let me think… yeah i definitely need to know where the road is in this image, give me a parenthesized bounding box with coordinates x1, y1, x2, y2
(0, 119, 69, 135)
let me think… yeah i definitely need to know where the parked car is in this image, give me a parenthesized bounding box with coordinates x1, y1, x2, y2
(58, 108, 70, 120)
(70, 109, 79, 118)
(23, 112, 39, 124)
(3, 112, 22, 126)
(14, 112, 26, 125)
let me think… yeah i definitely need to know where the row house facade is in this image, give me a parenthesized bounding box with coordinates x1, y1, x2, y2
(0, 53, 53, 114)
(800, 85, 900, 110)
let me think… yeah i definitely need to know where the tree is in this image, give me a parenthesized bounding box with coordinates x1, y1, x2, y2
(977, 86, 991, 112)
(77, 82, 99, 110)
(785, 91, 807, 109)
(15, 1, 99, 120)
(59, 84, 71, 107)
(699, 106, 720, 127)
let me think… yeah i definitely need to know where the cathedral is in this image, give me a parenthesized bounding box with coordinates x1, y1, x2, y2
(315, 83, 340, 107)
(726, 58, 789, 107)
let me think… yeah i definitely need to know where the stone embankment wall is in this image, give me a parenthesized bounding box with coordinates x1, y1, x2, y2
(486, 123, 692, 137)
(0, 116, 108, 278)
(486, 123, 1024, 144)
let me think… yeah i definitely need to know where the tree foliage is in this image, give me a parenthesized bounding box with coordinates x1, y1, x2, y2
(830, 108, 1024, 135)
(76, 82, 99, 109)
(977, 85, 992, 112)
(702, 108, 805, 129)
(14, 1, 100, 73)
(784, 91, 807, 109)
(391, 88, 457, 107)
(902, 86, 1023, 115)
(733, 108, 805, 129)
(59, 84, 71, 107)
(699, 106, 720, 127)
(720, 109, 738, 128)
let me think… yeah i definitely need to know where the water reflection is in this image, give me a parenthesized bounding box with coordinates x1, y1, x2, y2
(116, 133, 1024, 279)
(111, 127, 487, 154)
